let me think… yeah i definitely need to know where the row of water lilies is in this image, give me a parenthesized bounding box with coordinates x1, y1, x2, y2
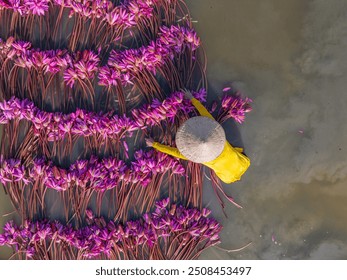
(0, 25, 199, 88)
(0, 90, 250, 140)
(0, 199, 222, 259)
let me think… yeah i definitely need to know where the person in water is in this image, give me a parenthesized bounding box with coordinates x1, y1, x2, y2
(146, 89, 250, 184)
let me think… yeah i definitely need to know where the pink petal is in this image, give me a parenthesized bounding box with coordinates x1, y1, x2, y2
(271, 233, 276, 242)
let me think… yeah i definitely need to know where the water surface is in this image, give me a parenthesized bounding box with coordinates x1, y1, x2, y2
(1, 0, 347, 260)
(185, 0, 347, 259)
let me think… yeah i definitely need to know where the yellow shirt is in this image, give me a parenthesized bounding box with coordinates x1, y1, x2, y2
(152, 98, 250, 183)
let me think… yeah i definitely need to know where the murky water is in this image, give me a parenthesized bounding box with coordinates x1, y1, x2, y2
(185, 0, 347, 259)
(0, 184, 18, 259)
(1, 0, 347, 259)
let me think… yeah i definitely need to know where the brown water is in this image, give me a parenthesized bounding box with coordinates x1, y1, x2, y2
(185, 0, 347, 259)
(1, 0, 347, 259)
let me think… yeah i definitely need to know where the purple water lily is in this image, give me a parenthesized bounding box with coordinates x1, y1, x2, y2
(0, 149, 185, 191)
(25, 0, 49, 16)
(1, 25, 199, 88)
(218, 93, 253, 124)
(0, 88, 251, 144)
(100, 25, 200, 87)
(0, 89, 207, 140)
(0, 0, 157, 27)
(0, 199, 222, 259)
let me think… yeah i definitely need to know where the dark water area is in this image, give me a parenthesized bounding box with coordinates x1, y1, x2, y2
(1, 0, 347, 260)
(0, 184, 18, 259)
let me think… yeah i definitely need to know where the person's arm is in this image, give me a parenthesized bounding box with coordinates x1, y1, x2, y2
(183, 89, 214, 120)
(191, 98, 215, 120)
(152, 142, 187, 160)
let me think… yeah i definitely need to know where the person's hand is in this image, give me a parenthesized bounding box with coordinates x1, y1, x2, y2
(145, 138, 154, 147)
(181, 88, 194, 100)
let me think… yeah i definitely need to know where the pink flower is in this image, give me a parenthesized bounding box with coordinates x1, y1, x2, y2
(98, 66, 119, 87)
(0, 200, 222, 258)
(192, 88, 207, 102)
(32, 111, 51, 128)
(73, 50, 100, 79)
(25, 0, 49, 16)
(4, 0, 22, 14)
(11, 41, 32, 53)
(118, 7, 129, 25)
(105, 9, 120, 26)
(26, 246, 35, 258)
(55, 51, 69, 67)
(85, 209, 94, 220)
(63, 68, 78, 88)
(0, 100, 15, 119)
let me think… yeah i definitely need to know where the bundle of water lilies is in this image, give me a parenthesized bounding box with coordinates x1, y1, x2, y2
(0, 198, 222, 260)
(0, 0, 252, 259)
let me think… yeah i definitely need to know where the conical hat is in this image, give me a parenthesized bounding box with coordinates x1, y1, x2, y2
(176, 116, 226, 163)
